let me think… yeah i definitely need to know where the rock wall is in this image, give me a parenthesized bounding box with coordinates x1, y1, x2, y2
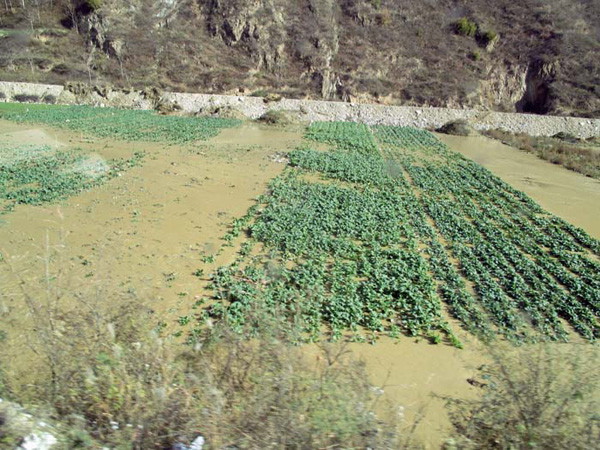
(0, 82, 63, 102)
(1, 81, 600, 138)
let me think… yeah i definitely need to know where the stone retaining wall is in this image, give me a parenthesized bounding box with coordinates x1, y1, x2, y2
(2, 81, 600, 138)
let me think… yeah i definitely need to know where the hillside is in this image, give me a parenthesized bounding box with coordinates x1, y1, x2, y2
(1, 0, 600, 117)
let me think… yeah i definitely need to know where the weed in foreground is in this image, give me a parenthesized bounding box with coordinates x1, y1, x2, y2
(0, 237, 409, 449)
(443, 343, 600, 449)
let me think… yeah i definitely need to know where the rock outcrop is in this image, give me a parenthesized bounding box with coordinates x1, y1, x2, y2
(1, 0, 599, 116)
(517, 59, 560, 115)
(201, 0, 287, 72)
(0, 399, 60, 450)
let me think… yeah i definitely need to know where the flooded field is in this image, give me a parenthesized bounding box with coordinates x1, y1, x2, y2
(1, 115, 599, 448)
(0, 120, 298, 391)
(439, 133, 600, 239)
(0, 121, 297, 309)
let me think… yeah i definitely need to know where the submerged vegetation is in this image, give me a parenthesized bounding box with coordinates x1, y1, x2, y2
(1, 102, 598, 344)
(199, 122, 600, 345)
(0, 144, 144, 214)
(0, 101, 242, 215)
(1, 102, 600, 448)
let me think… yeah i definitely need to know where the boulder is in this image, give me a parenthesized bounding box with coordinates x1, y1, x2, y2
(436, 120, 479, 136)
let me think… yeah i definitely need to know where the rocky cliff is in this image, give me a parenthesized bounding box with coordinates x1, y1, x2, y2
(1, 0, 599, 117)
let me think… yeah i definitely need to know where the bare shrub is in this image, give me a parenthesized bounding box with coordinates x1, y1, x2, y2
(41, 94, 57, 104)
(444, 344, 600, 450)
(190, 322, 401, 449)
(376, 9, 392, 26)
(0, 237, 406, 449)
(155, 98, 182, 114)
(477, 30, 498, 49)
(258, 109, 299, 125)
(0, 238, 201, 448)
(13, 94, 40, 103)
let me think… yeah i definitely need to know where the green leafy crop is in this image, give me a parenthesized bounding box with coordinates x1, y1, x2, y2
(0, 144, 144, 214)
(198, 121, 600, 346)
(0, 103, 240, 145)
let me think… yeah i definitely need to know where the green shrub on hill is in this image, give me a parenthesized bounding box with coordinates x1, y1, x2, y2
(454, 18, 477, 37)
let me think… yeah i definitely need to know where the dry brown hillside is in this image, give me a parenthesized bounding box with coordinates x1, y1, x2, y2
(1, 0, 599, 117)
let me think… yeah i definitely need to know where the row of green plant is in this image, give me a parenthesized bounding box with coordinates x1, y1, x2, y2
(199, 167, 452, 343)
(375, 142, 494, 340)
(194, 123, 462, 344)
(0, 103, 240, 144)
(374, 124, 600, 341)
(305, 121, 378, 155)
(199, 121, 600, 344)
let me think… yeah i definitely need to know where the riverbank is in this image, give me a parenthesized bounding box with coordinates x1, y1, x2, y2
(1, 81, 600, 138)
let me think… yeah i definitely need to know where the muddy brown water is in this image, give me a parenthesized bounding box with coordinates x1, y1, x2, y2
(1, 121, 599, 448)
(438, 133, 600, 239)
(0, 122, 298, 312)
(356, 134, 600, 446)
(0, 121, 298, 396)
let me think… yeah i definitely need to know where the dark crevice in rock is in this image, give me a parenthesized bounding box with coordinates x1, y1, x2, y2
(516, 59, 559, 115)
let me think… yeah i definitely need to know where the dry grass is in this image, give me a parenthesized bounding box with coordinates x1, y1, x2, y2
(444, 343, 600, 450)
(0, 237, 407, 449)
